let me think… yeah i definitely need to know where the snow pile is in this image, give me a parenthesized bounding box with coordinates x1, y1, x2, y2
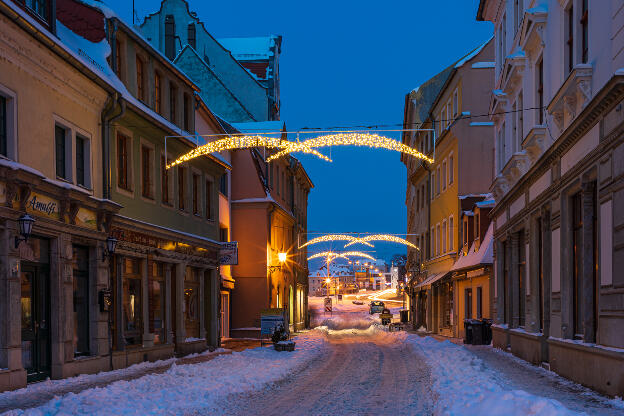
(3, 334, 328, 415)
(407, 336, 584, 416)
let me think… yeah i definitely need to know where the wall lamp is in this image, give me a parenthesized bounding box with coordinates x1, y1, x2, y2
(102, 236, 118, 262)
(268, 252, 287, 273)
(15, 214, 35, 248)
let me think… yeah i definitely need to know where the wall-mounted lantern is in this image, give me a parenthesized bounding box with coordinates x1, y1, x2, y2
(102, 236, 118, 262)
(268, 252, 287, 273)
(15, 214, 35, 248)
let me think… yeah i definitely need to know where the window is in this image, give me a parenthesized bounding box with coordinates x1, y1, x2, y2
(154, 72, 162, 113)
(436, 167, 441, 195)
(161, 154, 172, 205)
(447, 101, 452, 126)
(421, 185, 425, 209)
(518, 231, 525, 327)
(149, 262, 165, 344)
(72, 245, 90, 356)
(453, 89, 459, 117)
(184, 267, 200, 339)
(566, 4, 574, 74)
(141, 145, 153, 199)
(580, 0, 588, 63)
(220, 227, 228, 242)
(431, 172, 435, 200)
(430, 227, 434, 258)
(511, 100, 517, 154)
(476, 287, 483, 319)
(442, 159, 447, 191)
(0, 96, 6, 157)
(136, 56, 145, 102)
(205, 180, 213, 219)
(436, 224, 440, 256)
(183, 93, 191, 132)
(518, 92, 524, 145)
(219, 173, 228, 196)
(122, 258, 142, 345)
(178, 166, 186, 211)
(465, 288, 473, 320)
(537, 217, 544, 332)
(572, 192, 583, 337)
(117, 133, 131, 191)
(164, 15, 176, 60)
(449, 153, 454, 185)
(187, 23, 196, 49)
(55, 125, 69, 179)
(463, 219, 468, 246)
(115, 40, 122, 78)
(442, 220, 447, 253)
(537, 58, 544, 124)
(25, 0, 51, 24)
(169, 84, 177, 123)
(449, 216, 454, 251)
(75, 134, 90, 187)
(192, 172, 200, 215)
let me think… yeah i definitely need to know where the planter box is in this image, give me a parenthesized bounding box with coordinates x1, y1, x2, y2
(274, 341, 296, 352)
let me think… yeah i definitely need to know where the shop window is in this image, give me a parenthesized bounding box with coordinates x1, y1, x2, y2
(141, 145, 154, 199)
(192, 172, 200, 215)
(184, 267, 200, 339)
(149, 262, 165, 344)
(219, 173, 228, 197)
(117, 133, 131, 191)
(161, 154, 172, 205)
(476, 287, 483, 319)
(154, 72, 162, 113)
(465, 288, 472, 320)
(123, 258, 142, 345)
(178, 166, 186, 211)
(205, 180, 213, 219)
(72, 245, 90, 356)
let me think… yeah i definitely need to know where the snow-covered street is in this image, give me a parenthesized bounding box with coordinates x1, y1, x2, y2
(1, 293, 622, 415)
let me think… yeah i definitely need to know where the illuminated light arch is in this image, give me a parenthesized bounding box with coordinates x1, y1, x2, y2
(307, 251, 376, 261)
(265, 133, 433, 163)
(166, 131, 433, 169)
(299, 234, 374, 249)
(343, 234, 420, 250)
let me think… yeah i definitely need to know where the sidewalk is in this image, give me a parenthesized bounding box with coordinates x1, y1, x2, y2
(0, 349, 232, 414)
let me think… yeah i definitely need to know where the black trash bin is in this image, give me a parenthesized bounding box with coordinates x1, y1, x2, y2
(463, 319, 473, 344)
(400, 310, 409, 323)
(471, 320, 484, 345)
(481, 318, 493, 345)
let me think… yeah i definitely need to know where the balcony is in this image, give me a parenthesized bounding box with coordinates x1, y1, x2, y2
(547, 64, 593, 131)
(491, 151, 530, 201)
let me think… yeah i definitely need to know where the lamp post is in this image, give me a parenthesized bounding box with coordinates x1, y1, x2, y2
(102, 236, 118, 262)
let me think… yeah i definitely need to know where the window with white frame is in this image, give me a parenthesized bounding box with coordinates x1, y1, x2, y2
(54, 119, 92, 188)
(449, 216, 454, 251)
(0, 85, 17, 160)
(436, 167, 441, 195)
(431, 172, 435, 200)
(436, 224, 441, 256)
(442, 220, 447, 253)
(511, 101, 518, 154)
(431, 227, 435, 258)
(442, 159, 447, 191)
(449, 153, 454, 185)
(453, 89, 459, 117)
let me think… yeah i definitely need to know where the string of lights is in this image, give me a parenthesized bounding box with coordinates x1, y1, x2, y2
(343, 234, 419, 250)
(307, 251, 376, 261)
(299, 234, 375, 249)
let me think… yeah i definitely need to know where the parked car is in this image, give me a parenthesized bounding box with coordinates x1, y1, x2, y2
(369, 301, 385, 314)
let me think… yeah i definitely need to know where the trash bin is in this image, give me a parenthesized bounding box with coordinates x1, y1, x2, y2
(463, 319, 473, 344)
(400, 310, 409, 323)
(481, 318, 493, 345)
(471, 320, 484, 345)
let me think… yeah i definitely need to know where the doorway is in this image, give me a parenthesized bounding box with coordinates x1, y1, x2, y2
(21, 263, 51, 382)
(220, 292, 230, 338)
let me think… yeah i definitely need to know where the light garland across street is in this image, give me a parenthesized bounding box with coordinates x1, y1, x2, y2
(307, 251, 376, 261)
(343, 234, 419, 250)
(165, 130, 434, 169)
(299, 234, 374, 249)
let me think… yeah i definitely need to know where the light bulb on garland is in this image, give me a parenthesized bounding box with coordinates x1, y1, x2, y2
(307, 251, 375, 261)
(299, 234, 374, 249)
(343, 234, 420, 250)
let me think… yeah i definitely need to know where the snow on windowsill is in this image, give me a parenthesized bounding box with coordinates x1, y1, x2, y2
(491, 323, 508, 329)
(509, 327, 543, 337)
(548, 337, 624, 354)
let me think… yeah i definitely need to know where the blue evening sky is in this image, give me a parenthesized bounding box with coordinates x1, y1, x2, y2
(108, 0, 493, 263)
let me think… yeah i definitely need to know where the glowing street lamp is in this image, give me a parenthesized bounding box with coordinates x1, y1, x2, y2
(269, 252, 288, 273)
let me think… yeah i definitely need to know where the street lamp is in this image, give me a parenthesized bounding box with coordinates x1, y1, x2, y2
(14, 214, 35, 248)
(102, 236, 118, 262)
(269, 252, 287, 273)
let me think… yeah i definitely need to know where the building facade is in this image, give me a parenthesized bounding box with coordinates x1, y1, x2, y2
(478, 0, 624, 396)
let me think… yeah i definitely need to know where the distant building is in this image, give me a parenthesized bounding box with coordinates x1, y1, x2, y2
(139, 0, 280, 122)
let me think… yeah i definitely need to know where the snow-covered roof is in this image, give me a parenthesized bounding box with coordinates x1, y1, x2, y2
(476, 199, 495, 208)
(471, 61, 495, 69)
(454, 36, 493, 69)
(231, 121, 285, 134)
(218, 36, 280, 61)
(469, 121, 495, 126)
(451, 223, 494, 271)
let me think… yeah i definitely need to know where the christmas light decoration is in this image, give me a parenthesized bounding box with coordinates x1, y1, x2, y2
(344, 234, 419, 250)
(307, 251, 375, 261)
(265, 133, 433, 163)
(299, 234, 374, 249)
(166, 131, 433, 169)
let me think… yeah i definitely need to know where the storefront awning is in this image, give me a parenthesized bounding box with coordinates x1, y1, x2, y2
(415, 272, 448, 289)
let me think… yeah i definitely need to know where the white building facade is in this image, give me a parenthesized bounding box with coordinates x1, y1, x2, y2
(477, 0, 624, 396)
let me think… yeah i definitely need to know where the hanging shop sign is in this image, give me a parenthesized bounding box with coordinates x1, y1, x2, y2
(260, 308, 285, 335)
(219, 241, 238, 265)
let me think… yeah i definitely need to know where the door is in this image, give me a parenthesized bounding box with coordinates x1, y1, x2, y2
(220, 292, 229, 338)
(21, 263, 51, 382)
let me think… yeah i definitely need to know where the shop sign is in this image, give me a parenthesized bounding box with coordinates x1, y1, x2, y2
(219, 241, 238, 265)
(75, 207, 98, 230)
(467, 268, 485, 279)
(26, 192, 59, 220)
(260, 308, 285, 335)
